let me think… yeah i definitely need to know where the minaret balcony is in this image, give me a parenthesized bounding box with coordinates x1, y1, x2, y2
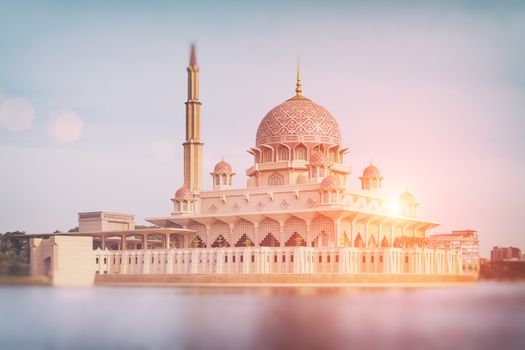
(246, 160, 308, 176)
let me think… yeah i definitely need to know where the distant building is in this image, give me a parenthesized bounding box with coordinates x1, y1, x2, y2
(491, 246, 522, 262)
(428, 230, 480, 274)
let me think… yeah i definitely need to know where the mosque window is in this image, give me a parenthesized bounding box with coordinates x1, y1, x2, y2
(233, 255, 236, 263)
(327, 255, 331, 263)
(335, 255, 339, 263)
(278, 147, 289, 161)
(240, 255, 244, 263)
(319, 255, 322, 263)
(104, 258, 107, 264)
(268, 173, 284, 186)
(215, 177, 220, 186)
(380, 256, 383, 263)
(274, 255, 277, 263)
(291, 255, 294, 263)
(251, 255, 255, 263)
(96, 258, 99, 264)
(405, 256, 409, 263)
(225, 256, 228, 263)
(152, 257, 154, 263)
(329, 149, 337, 162)
(263, 149, 272, 163)
(371, 256, 374, 263)
(295, 145, 307, 160)
(282, 255, 286, 263)
(362, 256, 366, 263)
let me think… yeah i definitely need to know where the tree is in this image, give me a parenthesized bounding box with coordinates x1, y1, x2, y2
(0, 231, 30, 276)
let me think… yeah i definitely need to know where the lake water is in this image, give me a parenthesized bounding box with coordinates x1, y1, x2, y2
(0, 282, 524, 350)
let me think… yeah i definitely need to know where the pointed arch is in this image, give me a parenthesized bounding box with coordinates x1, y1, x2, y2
(268, 173, 284, 186)
(232, 219, 255, 246)
(210, 221, 230, 245)
(294, 143, 307, 161)
(368, 235, 378, 248)
(260, 145, 274, 163)
(259, 218, 280, 246)
(259, 232, 280, 247)
(235, 234, 255, 247)
(311, 215, 334, 247)
(285, 232, 306, 247)
(354, 233, 365, 248)
(276, 143, 290, 161)
(380, 236, 390, 248)
(188, 222, 207, 247)
(284, 216, 306, 244)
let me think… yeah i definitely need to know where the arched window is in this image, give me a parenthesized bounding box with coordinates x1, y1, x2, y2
(329, 149, 337, 162)
(278, 147, 289, 161)
(295, 145, 307, 160)
(268, 173, 284, 186)
(263, 149, 272, 163)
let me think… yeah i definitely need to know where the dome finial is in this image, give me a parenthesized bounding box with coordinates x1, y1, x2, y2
(295, 58, 302, 96)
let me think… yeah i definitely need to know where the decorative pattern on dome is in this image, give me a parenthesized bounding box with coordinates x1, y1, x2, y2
(213, 160, 233, 174)
(321, 175, 342, 189)
(363, 164, 381, 177)
(256, 97, 341, 146)
(175, 186, 193, 200)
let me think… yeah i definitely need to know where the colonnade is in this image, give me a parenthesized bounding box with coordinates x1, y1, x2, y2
(93, 247, 463, 275)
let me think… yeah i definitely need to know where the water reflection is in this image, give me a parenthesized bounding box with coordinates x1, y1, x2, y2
(0, 283, 524, 350)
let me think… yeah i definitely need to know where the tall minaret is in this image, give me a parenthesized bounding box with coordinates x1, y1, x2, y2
(183, 44, 203, 194)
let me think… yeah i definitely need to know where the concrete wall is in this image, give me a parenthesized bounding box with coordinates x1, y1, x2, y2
(30, 236, 95, 286)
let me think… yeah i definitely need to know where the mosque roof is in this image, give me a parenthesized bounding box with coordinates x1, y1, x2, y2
(175, 186, 193, 200)
(213, 160, 233, 174)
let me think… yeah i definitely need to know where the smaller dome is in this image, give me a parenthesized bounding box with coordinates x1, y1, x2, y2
(363, 164, 381, 177)
(321, 175, 342, 189)
(309, 151, 328, 165)
(399, 191, 416, 204)
(175, 186, 193, 200)
(214, 160, 233, 174)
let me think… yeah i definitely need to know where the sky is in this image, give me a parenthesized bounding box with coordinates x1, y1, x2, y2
(0, 0, 524, 257)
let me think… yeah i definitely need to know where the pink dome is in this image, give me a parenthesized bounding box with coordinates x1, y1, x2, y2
(309, 151, 328, 164)
(321, 175, 342, 189)
(175, 186, 193, 200)
(363, 164, 381, 177)
(213, 160, 233, 174)
(256, 96, 341, 147)
(399, 191, 416, 204)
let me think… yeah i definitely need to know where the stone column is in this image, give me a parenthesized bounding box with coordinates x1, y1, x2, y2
(334, 218, 341, 248)
(279, 224, 285, 248)
(143, 234, 148, 250)
(254, 223, 260, 247)
(101, 236, 106, 250)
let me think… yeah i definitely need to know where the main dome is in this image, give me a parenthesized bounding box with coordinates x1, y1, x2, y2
(256, 95, 342, 146)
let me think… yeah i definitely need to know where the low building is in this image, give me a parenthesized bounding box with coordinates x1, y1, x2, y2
(491, 246, 523, 262)
(428, 230, 480, 274)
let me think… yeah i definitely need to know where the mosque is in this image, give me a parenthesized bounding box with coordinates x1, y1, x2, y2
(29, 46, 465, 285)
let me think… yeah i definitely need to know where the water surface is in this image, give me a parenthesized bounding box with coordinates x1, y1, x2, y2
(0, 282, 524, 350)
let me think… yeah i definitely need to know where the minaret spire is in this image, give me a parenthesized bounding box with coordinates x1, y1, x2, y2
(183, 43, 203, 194)
(295, 59, 302, 97)
(189, 44, 197, 66)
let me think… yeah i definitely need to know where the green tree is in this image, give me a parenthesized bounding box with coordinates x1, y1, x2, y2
(0, 231, 30, 276)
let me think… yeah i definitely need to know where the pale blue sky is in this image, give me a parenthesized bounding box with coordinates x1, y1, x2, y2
(1, 0, 524, 256)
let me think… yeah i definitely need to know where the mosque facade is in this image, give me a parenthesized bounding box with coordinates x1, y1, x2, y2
(30, 46, 465, 285)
